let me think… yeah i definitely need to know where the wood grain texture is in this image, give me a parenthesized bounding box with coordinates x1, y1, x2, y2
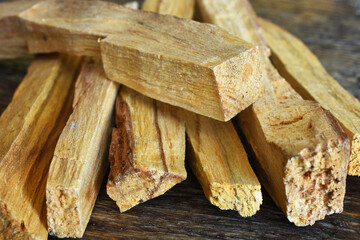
(259, 18, 360, 176)
(0, 54, 81, 239)
(106, 0, 189, 214)
(142, 0, 195, 19)
(0, 0, 38, 59)
(58, 0, 360, 238)
(197, 0, 350, 226)
(107, 88, 186, 212)
(0, 0, 359, 239)
(3, 0, 264, 121)
(46, 59, 118, 238)
(185, 111, 262, 217)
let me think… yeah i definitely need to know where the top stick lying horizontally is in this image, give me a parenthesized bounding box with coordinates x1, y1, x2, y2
(0, 0, 263, 121)
(197, 0, 349, 226)
(259, 18, 360, 176)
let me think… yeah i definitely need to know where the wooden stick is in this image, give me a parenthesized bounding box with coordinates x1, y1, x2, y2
(7, 0, 263, 121)
(258, 18, 360, 176)
(0, 54, 82, 239)
(0, 0, 39, 58)
(106, 0, 189, 213)
(46, 59, 118, 238)
(197, 0, 350, 226)
(159, 0, 264, 217)
(107, 88, 186, 212)
(142, 0, 195, 19)
(185, 111, 262, 216)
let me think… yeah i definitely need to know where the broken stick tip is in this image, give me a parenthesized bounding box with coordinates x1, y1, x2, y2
(208, 183, 262, 217)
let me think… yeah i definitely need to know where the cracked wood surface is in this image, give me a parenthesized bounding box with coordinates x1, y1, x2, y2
(107, 88, 186, 212)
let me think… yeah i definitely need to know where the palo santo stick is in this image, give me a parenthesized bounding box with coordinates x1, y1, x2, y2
(142, 0, 195, 19)
(162, 0, 263, 217)
(0, 0, 39, 58)
(46, 59, 118, 238)
(185, 111, 262, 216)
(107, 88, 186, 212)
(258, 18, 360, 176)
(0, 54, 81, 239)
(10, 0, 263, 121)
(197, 0, 350, 226)
(106, 0, 189, 213)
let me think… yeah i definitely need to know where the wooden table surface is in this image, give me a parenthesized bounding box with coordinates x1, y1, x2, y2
(1, 0, 359, 239)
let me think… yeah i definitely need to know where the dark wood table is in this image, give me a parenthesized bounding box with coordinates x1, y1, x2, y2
(1, 0, 359, 239)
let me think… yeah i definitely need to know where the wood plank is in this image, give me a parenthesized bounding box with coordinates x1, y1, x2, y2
(8, 0, 262, 121)
(197, 0, 350, 226)
(46, 59, 118, 238)
(0, 0, 38, 58)
(106, 0, 189, 213)
(0, 54, 81, 239)
(258, 18, 360, 176)
(185, 111, 262, 217)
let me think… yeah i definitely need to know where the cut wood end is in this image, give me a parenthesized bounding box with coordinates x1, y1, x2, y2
(284, 139, 349, 226)
(46, 186, 84, 238)
(208, 183, 262, 217)
(349, 134, 360, 176)
(214, 46, 264, 121)
(0, 201, 42, 240)
(107, 168, 185, 212)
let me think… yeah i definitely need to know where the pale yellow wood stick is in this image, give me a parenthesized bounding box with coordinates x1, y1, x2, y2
(259, 18, 360, 176)
(0, 54, 82, 239)
(106, 0, 191, 213)
(0, 0, 39, 58)
(149, 0, 266, 217)
(185, 111, 262, 217)
(2, 0, 263, 121)
(46, 59, 119, 238)
(197, 0, 349, 226)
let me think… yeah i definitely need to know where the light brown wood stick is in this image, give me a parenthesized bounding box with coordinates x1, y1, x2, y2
(2, 0, 263, 121)
(107, 88, 186, 212)
(185, 111, 262, 217)
(106, 0, 189, 213)
(0, 54, 82, 239)
(0, 0, 39, 58)
(197, 0, 350, 226)
(258, 18, 360, 176)
(142, 0, 195, 19)
(46, 59, 118, 238)
(161, 0, 264, 217)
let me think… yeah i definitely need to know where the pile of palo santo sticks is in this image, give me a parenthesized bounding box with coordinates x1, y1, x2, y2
(0, 0, 359, 238)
